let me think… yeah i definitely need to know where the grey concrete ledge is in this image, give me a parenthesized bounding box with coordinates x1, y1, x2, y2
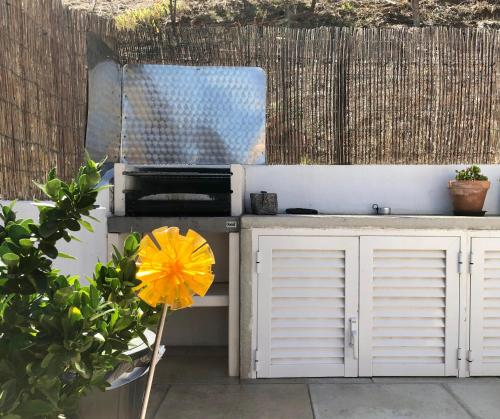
(241, 214, 500, 230)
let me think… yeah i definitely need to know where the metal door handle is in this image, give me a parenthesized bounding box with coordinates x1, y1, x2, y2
(350, 318, 358, 360)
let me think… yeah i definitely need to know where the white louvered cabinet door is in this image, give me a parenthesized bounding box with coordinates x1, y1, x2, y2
(469, 238, 500, 375)
(359, 236, 461, 377)
(256, 236, 359, 378)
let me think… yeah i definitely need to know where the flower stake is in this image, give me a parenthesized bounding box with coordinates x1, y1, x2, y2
(135, 226, 215, 419)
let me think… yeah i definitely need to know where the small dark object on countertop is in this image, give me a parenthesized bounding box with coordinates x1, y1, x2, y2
(285, 208, 319, 215)
(453, 210, 487, 217)
(250, 191, 278, 215)
(372, 204, 391, 215)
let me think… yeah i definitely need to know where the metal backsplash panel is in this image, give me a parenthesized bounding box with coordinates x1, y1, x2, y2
(86, 60, 122, 162)
(121, 65, 266, 165)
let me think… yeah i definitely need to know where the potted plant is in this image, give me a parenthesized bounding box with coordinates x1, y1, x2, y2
(449, 165, 490, 215)
(0, 156, 160, 418)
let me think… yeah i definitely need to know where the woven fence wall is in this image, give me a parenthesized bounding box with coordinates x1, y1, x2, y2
(118, 26, 500, 165)
(1, 12, 499, 199)
(0, 0, 114, 199)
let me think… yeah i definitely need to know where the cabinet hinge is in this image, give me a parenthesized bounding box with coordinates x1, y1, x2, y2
(457, 347, 464, 361)
(256, 251, 263, 274)
(458, 251, 464, 274)
(254, 349, 260, 371)
(469, 251, 475, 274)
(467, 350, 473, 363)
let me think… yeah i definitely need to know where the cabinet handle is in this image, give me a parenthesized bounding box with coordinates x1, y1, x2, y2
(350, 318, 358, 360)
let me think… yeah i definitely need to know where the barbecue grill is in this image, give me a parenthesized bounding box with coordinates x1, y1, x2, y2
(122, 166, 232, 217)
(109, 163, 243, 233)
(88, 62, 265, 378)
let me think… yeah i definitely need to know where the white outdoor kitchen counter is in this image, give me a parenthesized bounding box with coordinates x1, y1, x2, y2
(239, 213, 500, 380)
(240, 214, 500, 230)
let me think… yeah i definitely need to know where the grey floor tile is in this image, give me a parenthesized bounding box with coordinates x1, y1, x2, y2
(241, 377, 373, 385)
(154, 384, 314, 419)
(446, 382, 500, 419)
(240, 377, 307, 384)
(146, 385, 170, 419)
(372, 377, 500, 384)
(307, 377, 373, 384)
(154, 355, 239, 385)
(309, 383, 471, 419)
(164, 346, 228, 357)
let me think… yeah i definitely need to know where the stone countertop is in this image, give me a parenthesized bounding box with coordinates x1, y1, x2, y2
(240, 214, 500, 230)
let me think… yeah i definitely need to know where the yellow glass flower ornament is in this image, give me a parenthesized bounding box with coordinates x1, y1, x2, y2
(135, 227, 215, 310)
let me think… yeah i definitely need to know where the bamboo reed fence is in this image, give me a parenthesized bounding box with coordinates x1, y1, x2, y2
(0, 2, 499, 199)
(0, 0, 114, 199)
(118, 26, 500, 165)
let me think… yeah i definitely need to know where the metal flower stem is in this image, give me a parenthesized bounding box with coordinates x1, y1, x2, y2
(140, 304, 168, 419)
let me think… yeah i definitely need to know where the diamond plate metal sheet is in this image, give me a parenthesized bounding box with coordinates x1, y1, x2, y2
(121, 65, 266, 165)
(86, 59, 122, 162)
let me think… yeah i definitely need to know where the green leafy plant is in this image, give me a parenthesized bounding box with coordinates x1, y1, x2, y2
(455, 165, 488, 181)
(0, 156, 158, 418)
(115, 1, 180, 31)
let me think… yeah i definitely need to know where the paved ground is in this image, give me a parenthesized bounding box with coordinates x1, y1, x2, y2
(148, 348, 500, 419)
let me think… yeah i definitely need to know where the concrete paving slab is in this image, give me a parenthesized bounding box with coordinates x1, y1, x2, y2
(154, 356, 239, 385)
(240, 378, 306, 384)
(372, 377, 500, 384)
(164, 346, 228, 357)
(308, 377, 374, 384)
(241, 377, 373, 385)
(309, 383, 471, 419)
(154, 384, 314, 419)
(445, 382, 500, 419)
(146, 385, 169, 419)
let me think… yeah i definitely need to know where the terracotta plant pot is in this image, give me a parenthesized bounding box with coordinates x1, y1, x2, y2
(448, 180, 490, 213)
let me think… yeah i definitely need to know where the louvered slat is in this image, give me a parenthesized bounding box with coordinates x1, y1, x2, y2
(271, 337, 345, 348)
(373, 327, 445, 338)
(272, 297, 345, 308)
(272, 288, 345, 298)
(271, 269, 346, 278)
(271, 327, 346, 338)
(272, 306, 345, 318)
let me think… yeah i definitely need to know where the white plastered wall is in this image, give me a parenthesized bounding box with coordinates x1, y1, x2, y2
(244, 165, 500, 215)
(0, 189, 110, 282)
